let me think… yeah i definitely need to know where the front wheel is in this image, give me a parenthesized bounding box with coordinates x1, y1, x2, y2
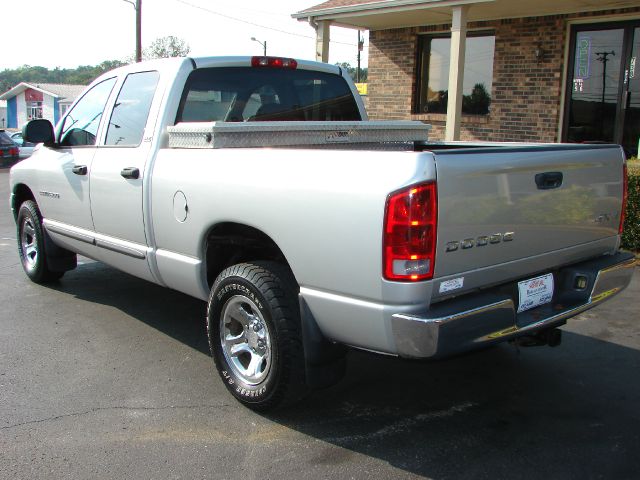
(17, 200, 64, 283)
(207, 262, 306, 411)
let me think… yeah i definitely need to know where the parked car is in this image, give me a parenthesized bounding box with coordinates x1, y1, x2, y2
(10, 131, 36, 158)
(0, 130, 20, 166)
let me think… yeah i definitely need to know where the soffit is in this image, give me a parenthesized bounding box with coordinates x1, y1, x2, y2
(293, 0, 640, 30)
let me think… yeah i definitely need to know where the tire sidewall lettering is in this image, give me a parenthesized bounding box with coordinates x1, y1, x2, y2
(216, 283, 264, 310)
(210, 277, 274, 403)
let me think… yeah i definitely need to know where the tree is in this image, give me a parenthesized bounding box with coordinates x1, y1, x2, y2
(0, 60, 127, 93)
(144, 36, 190, 60)
(335, 62, 368, 83)
(463, 83, 491, 115)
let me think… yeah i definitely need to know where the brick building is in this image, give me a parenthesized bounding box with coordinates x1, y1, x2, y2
(293, 0, 640, 155)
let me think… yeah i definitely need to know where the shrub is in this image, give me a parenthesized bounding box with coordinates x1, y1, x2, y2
(622, 161, 640, 252)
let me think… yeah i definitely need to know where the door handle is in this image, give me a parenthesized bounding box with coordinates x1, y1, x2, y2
(535, 172, 563, 190)
(72, 165, 88, 175)
(120, 167, 140, 179)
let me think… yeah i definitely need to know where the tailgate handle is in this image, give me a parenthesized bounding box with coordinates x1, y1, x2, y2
(535, 172, 563, 190)
(120, 167, 140, 180)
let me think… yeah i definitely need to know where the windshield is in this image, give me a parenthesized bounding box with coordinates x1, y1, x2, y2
(177, 67, 361, 123)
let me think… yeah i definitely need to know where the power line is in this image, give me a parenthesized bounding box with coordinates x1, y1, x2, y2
(173, 0, 364, 47)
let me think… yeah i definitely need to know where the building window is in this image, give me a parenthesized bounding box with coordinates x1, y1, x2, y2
(27, 101, 43, 120)
(60, 104, 70, 117)
(416, 33, 495, 115)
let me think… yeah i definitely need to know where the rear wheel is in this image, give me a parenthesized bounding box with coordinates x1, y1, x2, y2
(207, 262, 306, 411)
(17, 200, 64, 283)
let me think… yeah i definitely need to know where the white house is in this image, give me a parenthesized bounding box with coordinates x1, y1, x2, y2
(0, 83, 86, 129)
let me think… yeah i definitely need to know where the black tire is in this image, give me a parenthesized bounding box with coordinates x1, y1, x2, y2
(17, 200, 64, 283)
(207, 262, 307, 411)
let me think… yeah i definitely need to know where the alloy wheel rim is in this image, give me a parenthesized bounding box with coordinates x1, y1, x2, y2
(220, 295, 272, 386)
(20, 217, 38, 272)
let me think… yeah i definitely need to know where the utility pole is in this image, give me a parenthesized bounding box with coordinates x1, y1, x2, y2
(356, 31, 363, 83)
(596, 50, 615, 139)
(136, 0, 142, 62)
(596, 50, 615, 104)
(123, 0, 142, 62)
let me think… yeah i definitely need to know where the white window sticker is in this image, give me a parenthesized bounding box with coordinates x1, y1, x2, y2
(439, 277, 464, 294)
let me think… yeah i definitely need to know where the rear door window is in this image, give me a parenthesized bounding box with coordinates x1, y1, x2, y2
(177, 67, 361, 123)
(105, 71, 160, 146)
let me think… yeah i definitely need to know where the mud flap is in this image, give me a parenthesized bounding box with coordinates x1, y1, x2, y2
(43, 228, 77, 272)
(299, 296, 347, 389)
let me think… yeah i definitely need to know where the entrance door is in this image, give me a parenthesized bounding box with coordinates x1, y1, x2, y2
(565, 21, 640, 156)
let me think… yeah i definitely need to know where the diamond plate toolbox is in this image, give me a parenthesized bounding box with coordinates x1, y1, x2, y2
(167, 121, 431, 149)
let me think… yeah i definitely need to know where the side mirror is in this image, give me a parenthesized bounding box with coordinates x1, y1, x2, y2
(22, 119, 55, 146)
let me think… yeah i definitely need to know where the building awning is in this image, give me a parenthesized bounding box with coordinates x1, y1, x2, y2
(293, 0, 640, 30)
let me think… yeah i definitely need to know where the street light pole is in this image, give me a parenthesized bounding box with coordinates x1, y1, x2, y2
(123, 0, 142, 62)
(251, 37, 267, 56)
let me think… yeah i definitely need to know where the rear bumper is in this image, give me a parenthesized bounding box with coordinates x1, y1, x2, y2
(391, 251, 636, 359)
(1, 155, 20, 168)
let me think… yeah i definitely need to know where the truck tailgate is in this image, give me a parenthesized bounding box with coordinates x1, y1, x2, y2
(432, 144, 625, 282)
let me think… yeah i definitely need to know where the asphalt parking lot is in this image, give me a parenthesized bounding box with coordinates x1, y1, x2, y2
(1, 167, 639, 480)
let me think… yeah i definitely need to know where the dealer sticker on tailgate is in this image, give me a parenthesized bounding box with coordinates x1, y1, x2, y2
(517, 273, 554, 313)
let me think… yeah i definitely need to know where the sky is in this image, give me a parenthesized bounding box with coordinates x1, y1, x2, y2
(2, 0, 368, 71)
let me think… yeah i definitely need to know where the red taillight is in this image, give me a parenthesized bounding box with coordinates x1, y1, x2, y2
(383, 182, 437, 281)
(251, 56, 298, 69)
(9, 147, 19, 156)
(619, 162, 628, 235)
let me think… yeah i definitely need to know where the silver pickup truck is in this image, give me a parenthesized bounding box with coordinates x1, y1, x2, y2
(9, 56, 635, 410)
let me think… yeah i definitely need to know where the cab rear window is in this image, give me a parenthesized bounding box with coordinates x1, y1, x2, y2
(177, 67, 361, 123)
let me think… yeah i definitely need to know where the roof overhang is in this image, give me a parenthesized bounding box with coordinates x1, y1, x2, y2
(293, 0, 640, 30)
(0, 82, 59, 101)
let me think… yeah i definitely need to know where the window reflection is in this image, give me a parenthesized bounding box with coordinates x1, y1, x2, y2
(105, 71, 159, 146)
(416, 34, 495, 115)
(59, 78, 116, 147)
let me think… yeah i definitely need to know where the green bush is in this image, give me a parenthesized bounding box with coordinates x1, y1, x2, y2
(621, 162, 640, 252)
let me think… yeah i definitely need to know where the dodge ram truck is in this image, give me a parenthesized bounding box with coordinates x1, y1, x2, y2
(9, 56, 635, 410)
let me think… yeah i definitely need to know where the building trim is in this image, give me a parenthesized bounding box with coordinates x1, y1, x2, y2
(54, 98, 60, 125)
(293, 0, 490, 20)
(7, 97, 17, 129)
(0, 83, 59, 101)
